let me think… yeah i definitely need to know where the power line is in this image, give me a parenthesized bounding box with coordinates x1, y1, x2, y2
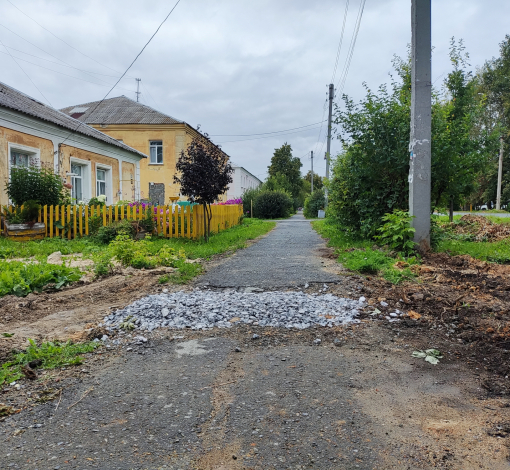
(61, 0, 182, 146)
(312, 97, 328, 155)
(216, 126, 323, 144)
(0, 23, 126, 87)
(4, 0, 134, 77)
(1, 44, 128, 78)
(336, 0, 366, 96)
(0, 38, 51, 106)
(211, 121, 326, 137)
(0, 49, 136, 92)
(331, 0, 350, 84)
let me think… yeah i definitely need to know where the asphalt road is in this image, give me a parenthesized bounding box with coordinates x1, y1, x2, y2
(1, 336, 384, 469)
(199, 213, 339, 288)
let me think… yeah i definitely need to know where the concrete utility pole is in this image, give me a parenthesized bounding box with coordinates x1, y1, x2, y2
(135, 78, 141, 102)
(324, 84, 334, 208)
(311, 151, 314, 193)
(496, 136, 504, 210)
(409, 0, 432, 251)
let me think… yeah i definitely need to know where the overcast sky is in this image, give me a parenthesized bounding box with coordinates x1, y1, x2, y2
(1, 0, 509, 181)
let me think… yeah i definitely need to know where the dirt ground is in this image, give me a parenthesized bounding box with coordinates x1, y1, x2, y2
(1, 244, 510, 468)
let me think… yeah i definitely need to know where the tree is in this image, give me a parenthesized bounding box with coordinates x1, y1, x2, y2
(174, 135, 233, 241)
(476, 35, 510, 207)
(267, 143, 303, 206)
(303, 171, 323, 190)
(329, 41, 496, 236)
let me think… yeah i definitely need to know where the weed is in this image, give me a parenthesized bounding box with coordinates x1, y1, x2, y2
(0, 339, 99, 386)
(158, 275, 170, 284)
(312, 219, 417, 284)
(0, 261, 82, 297)
(375, 210, 416, 255)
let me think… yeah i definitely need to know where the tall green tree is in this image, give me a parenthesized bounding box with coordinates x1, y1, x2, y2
(476, 35, 510, 206)
(267, 143, 303, 204)
(329, 40, 496, 236)
(303, 171, 323, 190)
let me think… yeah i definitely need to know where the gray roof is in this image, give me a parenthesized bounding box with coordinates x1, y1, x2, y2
(60, 96, 183, 125)
(0, 82, 147, 159)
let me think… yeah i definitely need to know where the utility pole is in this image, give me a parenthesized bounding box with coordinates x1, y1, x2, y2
(311, 150, 314, 193)
(496, 136, 504, 210)
(325, 83, 334, 208)
(135, 78, 141, 102)
(409, 0, 431, 251)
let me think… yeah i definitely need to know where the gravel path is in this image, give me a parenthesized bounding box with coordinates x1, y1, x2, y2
(198, 213, 339, 288)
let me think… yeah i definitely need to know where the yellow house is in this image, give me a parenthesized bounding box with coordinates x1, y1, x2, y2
(0, 82, 147, 207)
(60, 96, 229, 204)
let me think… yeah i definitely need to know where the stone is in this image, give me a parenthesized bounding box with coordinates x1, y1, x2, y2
(47, 251, 62, 264)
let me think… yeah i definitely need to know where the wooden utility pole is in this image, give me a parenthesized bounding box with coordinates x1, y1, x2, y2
(496, 136, 504, 210)
(409, 0, 432, 251)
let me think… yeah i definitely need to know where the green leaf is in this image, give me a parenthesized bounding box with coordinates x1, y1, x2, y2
(2, 333, 14, 338)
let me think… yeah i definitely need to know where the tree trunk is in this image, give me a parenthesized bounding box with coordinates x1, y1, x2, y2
(449, 197, 454, 223)
(206, 203, 212, 240)
(202, 202, 208, 242)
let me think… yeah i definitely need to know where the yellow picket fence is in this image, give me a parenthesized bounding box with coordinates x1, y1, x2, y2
(2, 204, 243, 240)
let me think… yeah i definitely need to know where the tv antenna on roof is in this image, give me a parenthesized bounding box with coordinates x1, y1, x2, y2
(135, 78, 141, 102)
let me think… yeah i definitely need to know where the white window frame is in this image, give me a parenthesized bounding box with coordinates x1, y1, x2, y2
(149, 140, 163, 165)
(69, 157, 92, 203)
(7, 142, 40, 176)
(95, 163, 113, 204)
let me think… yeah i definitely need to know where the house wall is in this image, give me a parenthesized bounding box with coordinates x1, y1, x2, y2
(0, 121, 143, 206)
(89, 123, 231, 203)
(227, 167, 262, 199)
(89, 123, 190, 203)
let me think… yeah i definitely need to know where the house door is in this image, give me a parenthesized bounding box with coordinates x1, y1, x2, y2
(149, 183, 165, 206)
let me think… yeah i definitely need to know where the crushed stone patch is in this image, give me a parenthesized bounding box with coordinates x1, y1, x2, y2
(103, 289, 366, 331)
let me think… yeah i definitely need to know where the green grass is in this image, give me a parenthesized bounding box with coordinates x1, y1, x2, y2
(433, 215, 510, 263)
(312, 219, 417, 284)
(0, 219, 275, 290)
(0, 339, 99, 386)
(435, 238, 510, 263)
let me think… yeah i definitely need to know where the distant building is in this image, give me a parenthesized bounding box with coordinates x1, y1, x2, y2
(0, 82, 146, 206)
(227, 164, 262, 199)
(60, 96, 231, 205)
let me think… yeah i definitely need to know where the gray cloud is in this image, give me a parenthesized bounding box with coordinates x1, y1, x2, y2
(1, 0, 509, 180)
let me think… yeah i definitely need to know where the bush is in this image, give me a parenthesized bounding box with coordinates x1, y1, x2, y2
(303, 189, 325, 218)
(6, 167, 69, 206)
(374, 210, 416, 255)
(252, 190, 293, 219)
(95, 218, 135, 244)
(242, 187, 262, 215)
(4, 200, 41, 225)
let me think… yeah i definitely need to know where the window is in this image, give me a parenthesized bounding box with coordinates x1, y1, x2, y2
(10, 151, 30, 169)
(150, 141, 163, 164)
(96, 169, 107, 199)
(71, 164, 83, 202)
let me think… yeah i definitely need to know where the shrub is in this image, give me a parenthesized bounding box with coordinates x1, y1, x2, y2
(374, 210, 416, 255)
(95, 218, 135, 244)
(88, 195, 106, 207)
(303, 189, 325, 218)
(6, 167, 69, 206)
(252, 190, 293, 219)
(242, 187, 262, 215)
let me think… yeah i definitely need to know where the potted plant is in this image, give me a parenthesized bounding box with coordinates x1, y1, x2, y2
(3, 200, 45, 241)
